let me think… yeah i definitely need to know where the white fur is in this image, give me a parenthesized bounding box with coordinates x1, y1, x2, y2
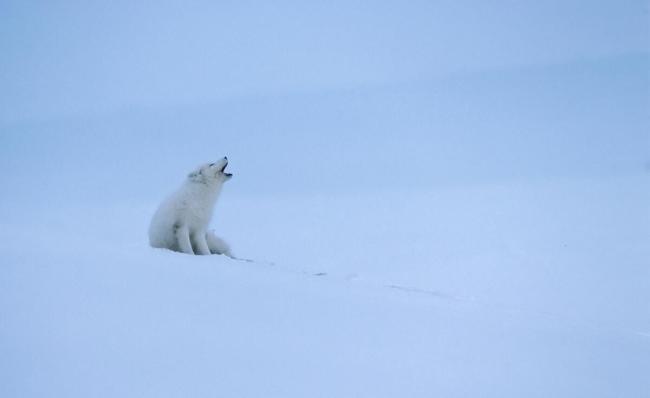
(149, 158, 233, 257)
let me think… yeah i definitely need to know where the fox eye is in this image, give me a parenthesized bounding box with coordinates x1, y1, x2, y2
(209, 163, 215, 167)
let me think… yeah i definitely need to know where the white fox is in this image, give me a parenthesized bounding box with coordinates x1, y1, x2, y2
(149, 157, 233, 257)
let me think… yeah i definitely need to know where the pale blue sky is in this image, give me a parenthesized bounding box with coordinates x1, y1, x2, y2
(0, 0, 648, 200)
(1, 0, 648, 123)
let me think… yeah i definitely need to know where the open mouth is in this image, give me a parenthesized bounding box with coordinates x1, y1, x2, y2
(220, 162, 232, 177)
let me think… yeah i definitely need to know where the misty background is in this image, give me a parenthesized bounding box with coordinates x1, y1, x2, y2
(1, 0, 648, 202)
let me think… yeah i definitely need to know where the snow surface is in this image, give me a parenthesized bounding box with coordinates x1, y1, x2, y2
(1, 172, 649, 397)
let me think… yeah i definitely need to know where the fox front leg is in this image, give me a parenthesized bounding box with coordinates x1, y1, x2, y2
(175, 224, 195, 255)
(191, 232, 211, 255)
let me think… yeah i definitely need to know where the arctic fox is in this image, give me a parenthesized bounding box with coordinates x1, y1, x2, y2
(149, 157, 233, 256)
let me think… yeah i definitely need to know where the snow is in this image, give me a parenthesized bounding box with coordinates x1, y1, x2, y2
(1, 175, 649, 397)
